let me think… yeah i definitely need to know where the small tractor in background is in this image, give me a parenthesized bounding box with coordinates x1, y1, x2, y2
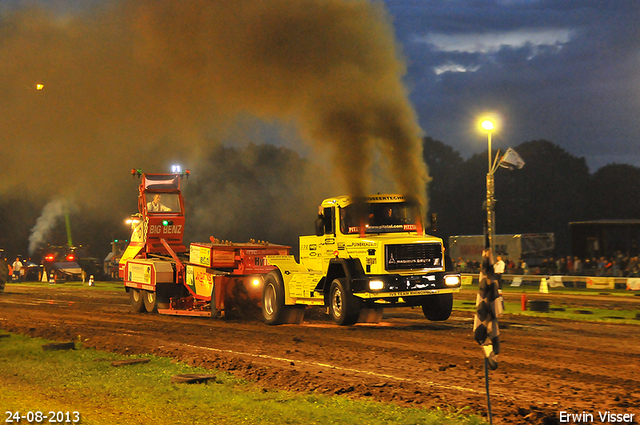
(39, 246, 82, 282)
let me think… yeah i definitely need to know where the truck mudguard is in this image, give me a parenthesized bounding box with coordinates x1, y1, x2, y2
(321, 258, 365, 294)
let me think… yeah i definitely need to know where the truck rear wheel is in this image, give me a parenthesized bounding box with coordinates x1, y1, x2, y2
(129, 288, 145, 313)
(329, 278, 361, 326)
(143, 290, 158, 313)
(262, 272, 285, 325)
(421, 293, 453, 321)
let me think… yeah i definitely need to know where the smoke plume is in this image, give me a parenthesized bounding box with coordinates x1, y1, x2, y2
(28, 198, 67, 254)
(1, 0, 428, 196)
(184, 143, 339, 251)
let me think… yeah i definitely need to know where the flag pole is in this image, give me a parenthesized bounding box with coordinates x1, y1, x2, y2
(475, 248, 499, 425)
(484, 357, 494, 425)
(491, 149, 502, 175)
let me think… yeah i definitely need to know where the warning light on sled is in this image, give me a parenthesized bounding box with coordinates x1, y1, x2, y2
(126, 218, 141, 229)
(36, 83, 44, 90)
(162, 220, 173, 226)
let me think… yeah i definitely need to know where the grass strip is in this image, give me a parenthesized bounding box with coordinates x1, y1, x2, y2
(499, 286, 638, 297)
(454, 299, 640, 324)
(0, 333, 485, 425)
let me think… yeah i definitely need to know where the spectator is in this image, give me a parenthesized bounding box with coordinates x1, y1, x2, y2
(556, 257, 563, 274)
(520, 259, 529, 275)
(597, 257, 608, 276)
(494, 256, 505, 289)
(473, 259, 480, 271)
(627, 257, 638, 276)
(11, 257, 23, 282)
(556, 257, 566, 274)
(573, 256, 583, 275)
(457, 257, 467, 272)
(612, 260, 622, 277)
(621, 256, 630, 276)
(590, 257, 599, 274)
(550, 257, 559, 274)
(626, 257, 638, 276)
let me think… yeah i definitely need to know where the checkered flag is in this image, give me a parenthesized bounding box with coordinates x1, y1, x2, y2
(473, 249, 502, 370)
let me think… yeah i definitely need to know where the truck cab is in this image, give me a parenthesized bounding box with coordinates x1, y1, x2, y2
(302, 195, 437, 273)
(119, 172, 188, 281)
(137, 174, 187, 255)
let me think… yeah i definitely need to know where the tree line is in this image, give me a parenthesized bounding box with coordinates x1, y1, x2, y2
(423, 137, 640, 255)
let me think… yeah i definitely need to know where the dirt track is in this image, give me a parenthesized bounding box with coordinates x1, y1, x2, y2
(1, 284, 639, 424)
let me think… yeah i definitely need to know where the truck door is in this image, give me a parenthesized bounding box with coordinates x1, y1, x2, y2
(322, 207, 338, 270)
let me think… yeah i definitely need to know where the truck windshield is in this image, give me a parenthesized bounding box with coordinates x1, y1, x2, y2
(145, 193, 181, 213)
(339, 202, 420, 234)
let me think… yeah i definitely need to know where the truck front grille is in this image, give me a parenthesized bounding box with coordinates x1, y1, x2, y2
(385, 243, 443, 271)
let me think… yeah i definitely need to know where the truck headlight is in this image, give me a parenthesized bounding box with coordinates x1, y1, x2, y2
(369, 280, 384, 290)
(444, 275, 460, 286)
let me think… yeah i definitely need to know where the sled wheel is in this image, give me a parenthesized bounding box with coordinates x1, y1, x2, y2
(129, 288, 146, 313)
(143, 290, 158, 313)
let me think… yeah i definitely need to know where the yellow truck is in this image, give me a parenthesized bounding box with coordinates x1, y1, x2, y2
(263, 194, 461, 325)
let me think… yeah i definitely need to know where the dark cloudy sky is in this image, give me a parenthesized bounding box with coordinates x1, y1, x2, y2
(383, 0, 640, 171)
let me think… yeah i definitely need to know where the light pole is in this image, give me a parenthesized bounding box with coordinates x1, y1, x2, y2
(481, 119, 496, 255)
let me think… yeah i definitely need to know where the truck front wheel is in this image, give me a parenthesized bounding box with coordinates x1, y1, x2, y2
(329, 278, 361, 326)
(262, 272, 285, 325)
(421, 293, 453, 321)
